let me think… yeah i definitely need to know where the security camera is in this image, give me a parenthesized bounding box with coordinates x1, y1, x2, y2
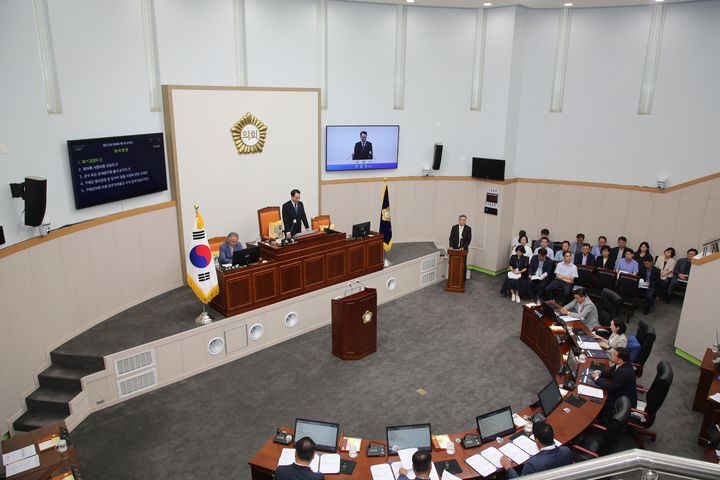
(422, 166, 431, 177)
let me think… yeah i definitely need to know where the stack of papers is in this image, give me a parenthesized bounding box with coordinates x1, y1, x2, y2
(3, 445, 40, 477)
(465, 454, 496, 477)
(507, 271, 521, 280)
(512, 413, 528, 428)
(480, 447, 504, 468)
(512, 435, 539, 456)
(499, 443, 530, 464)
(390, 461, 440, 480)
(276, 449, 340, 474)
(370, 463, 395, 480)
(578, 384, 604, 399)
(577, 339, 603, 351)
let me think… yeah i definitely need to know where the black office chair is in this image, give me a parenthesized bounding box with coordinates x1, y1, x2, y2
(593, 288, 623, 338)
(593, 268, 617, 300)
(616, 272, 640, 320)
(629, 361, 673, 448)
(633, 319, 656, 378)
(570, 396, 631, 460)
(575, 264, 594, 290)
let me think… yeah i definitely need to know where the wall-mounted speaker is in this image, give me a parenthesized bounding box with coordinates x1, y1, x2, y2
(0, 226, 5, 245)
(432, 143, 443, 170)
(9, 176, 47, 227)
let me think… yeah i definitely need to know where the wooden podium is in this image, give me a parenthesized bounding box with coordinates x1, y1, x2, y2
(331, 287, 377, 360)
(446, 248, 468, 293)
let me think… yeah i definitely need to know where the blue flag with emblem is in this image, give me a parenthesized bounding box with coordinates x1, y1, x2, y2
(379, 181, 392, 252)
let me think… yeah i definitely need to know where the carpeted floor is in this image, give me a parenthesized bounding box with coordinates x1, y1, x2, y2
(70, 272, 707, 478)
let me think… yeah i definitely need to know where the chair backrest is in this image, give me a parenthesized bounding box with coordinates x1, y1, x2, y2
(626, 335, 642, 363)
(208, 236, 226, 258)
(598, 396, 631, 456)
(598, 288, 623, 327)
(616, 273, 639, 299)
(575, 265, 594, 288)
(643, 361, 673, 428)
(257, 206, 281, 240)
(596, 268, 617, 291)
(553, 241, 563, 252)
(635, 319, 656, 366)
(311, 215, 331, 231)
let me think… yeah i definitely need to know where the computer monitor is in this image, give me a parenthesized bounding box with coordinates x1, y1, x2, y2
(232, 245, 260, 267)
(540, 300, 558, 319)
(294, 418, 340, 453)
(567, 349, 579, 381)
(538, 379, 563, 416)
(351, 221, 371, 239)
(475, 406, 516, 444)
(386, 423, 432, 455)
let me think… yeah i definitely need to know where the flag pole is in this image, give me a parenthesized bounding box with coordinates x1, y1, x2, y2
(382, 178, 392, 268)
(195, 302, 213, 325)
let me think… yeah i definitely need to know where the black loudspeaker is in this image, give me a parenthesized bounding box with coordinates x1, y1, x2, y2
(23, 176, 47, 227)
(0, 226, 5, 245)
(432, 143, 443, 170)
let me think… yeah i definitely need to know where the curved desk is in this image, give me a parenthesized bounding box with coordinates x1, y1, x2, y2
(248, 305, 608, 479)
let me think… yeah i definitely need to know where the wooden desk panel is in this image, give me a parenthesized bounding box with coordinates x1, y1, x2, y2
(248, 306, 607, 479)
(211, 233, 384, 317)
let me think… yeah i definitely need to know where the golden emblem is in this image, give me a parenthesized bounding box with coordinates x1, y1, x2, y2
(362, 310, 373, 324)
(231, 112, 267, 154)
(381, 208, 391, 222)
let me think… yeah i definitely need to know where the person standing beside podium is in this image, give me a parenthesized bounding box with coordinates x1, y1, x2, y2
(449, 214, 472, 250)
(282, 189, 309, 238)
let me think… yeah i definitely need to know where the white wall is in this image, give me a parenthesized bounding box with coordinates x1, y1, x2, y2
(1, 0, 719, 248)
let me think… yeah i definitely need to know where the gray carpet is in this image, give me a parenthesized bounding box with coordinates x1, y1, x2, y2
(69, 273, 707, 478)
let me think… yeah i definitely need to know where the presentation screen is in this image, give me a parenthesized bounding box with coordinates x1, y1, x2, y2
(325, 125, 399, 171)
(67, 133, 168, 209)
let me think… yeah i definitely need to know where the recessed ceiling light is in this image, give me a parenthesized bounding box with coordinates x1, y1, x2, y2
(564, 2, 574, 6)
(655, 0, 665, 2)
(483, 2, 492, 6)
(406, 0, 415, 3)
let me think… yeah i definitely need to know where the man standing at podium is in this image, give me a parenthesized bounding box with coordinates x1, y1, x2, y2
(449, 214, 472, 250)
(282, 189, 309, 238)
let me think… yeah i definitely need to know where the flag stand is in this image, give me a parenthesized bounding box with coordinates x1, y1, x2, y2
(383, 258, 392, 268)
(194, 303, 213, 325)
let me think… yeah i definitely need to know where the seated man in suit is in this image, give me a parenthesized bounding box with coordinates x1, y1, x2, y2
(275, 437, 323, 480)
(570, 233, 585, 255)
(449, 214, 472, 250)
(559, 287, 599, 329)
(609, 236, 628, 264)
(500, 422, 572, 477)
(638, 257, 661, 314)
(591, 235, 608, 258)
(282, 189, 310, 238)
(574, 243, 595, 266)
(398, 450, 432, 480)
(352, 130, 373, 160)
(529, 249, 554, 303)
(218, 232, 243, 265)
(544, 251, 577, 303)
(591, 347, 637, 414)
(532, 228, 551, 251)
(667, 248, 697, 303)
(533, 236, 554, 260)
(615, 249, 639, 275)
(554, 240, 571, 262)
(594, 245, 615, 270)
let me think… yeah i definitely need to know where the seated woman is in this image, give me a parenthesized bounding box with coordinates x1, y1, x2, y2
(219, 232, 244, 265)
(502, 245, 529, 303)
(655, 247, 676, 303)
(510, 229, 527, 251)
(594, 245, 615, 270)
(593, 318, 628, 361)
(511, 234, 532, 259)
(635, 241, 653, 265)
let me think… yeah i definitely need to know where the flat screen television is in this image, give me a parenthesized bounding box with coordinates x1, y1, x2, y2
(471, 157, 505, 181)
(67, 133, 168, 209)
(326, 125, 399, 171)
(386, 423, 432, 455)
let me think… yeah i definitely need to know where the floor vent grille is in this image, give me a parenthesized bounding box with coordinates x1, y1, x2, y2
(421, 257, 437, 272)
(421, 270, 437, 286)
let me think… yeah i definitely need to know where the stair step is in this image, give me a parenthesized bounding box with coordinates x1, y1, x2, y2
(25, 388, 78, 415)
(38, 365, 95, 391)
(50, 351, 104, 372)
(13, 410, 68, 433)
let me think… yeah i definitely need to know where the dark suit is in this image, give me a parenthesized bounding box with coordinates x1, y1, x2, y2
(506, 445, 573, 477)
(353, 141, 373, 160)
(275, 463, 323, 480)
(449, 224, 472, 250)
(573, 252, 595, 266)
(609, 246, 626, 265)
(528, 255, 555, 301)
(638, 264, 661, 314)
(282, 200, 309, 236)
(667, 257, 691, 300)
(594, 256, 615, 271)
(219, 241, 243, 265)
(594, 362, 637, 413)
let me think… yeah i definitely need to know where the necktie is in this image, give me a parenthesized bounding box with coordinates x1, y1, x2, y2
(294, 202, 298, 214)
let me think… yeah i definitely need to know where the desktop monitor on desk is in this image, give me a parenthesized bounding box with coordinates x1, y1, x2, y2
(351, 221, 371, 239)
(538, 379, 563, 416)
(386, 423, 432, 455)
(294, 418, 340, 453)
(541, 300, 559, 320)
(567, 349, 580, 381)
(232, 245, 260, 267)
(476, 406, 516, 444)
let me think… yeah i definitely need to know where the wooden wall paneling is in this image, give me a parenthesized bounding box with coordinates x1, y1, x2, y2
(56, 232, 96, 335)
(347, 245, 366, 275)
(279, 261, 303, 296)
(511, 181, 538, 240)
(110, 216, 147, 307)
(598, 188, 631, 243)
(673, 188, 710, 254)
(137, 209, 171, 292)
(701, 197, 720, 245)
(303, 255, 325, 288)
(389, 181, 415, 242)
(84, 222, 121, 316)
(254, 269, 278, 302)
(576, 186, 606, 243)
(227, 275, 253, 308)
(532, 183, 562, 240)
(366, 239, 384, 268)
(326, 250, 347, 281)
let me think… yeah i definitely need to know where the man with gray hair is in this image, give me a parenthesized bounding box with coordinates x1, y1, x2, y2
(219, 232, 243, 265)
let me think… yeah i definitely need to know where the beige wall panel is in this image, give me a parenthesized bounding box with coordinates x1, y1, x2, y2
(675, 258, 720, 360)
(84, 222, 123, 316)
(621, 191, 654, 250)
(598, 188, 631, 243)
(321, 184, 353, 234)
(225, 325, 248, 354)
(681, 179, 711, 200)
(576, 186, 606, 243)
(355, 182, 382, 231)
(709, 178, 720, 199)
(497, 184, 518, 267)
(111, 217, 148, 303)
(389, 181, 416, 241)
(672, 193, 708, 254)
(646, 191, 681, 253)
(553, 185, 582, 242)
(432, 182, 462, 250)
(180, 334, 206, 374)
(159, 208, 183, 285)
(56, 232, 97, 336)
(156, 342, 184, 383)
(413, 181, 437, 241)
(84, 374, 110, 407)
(138, 210, 172, 292)
(511, 183, 538, 237)
(700, 198, 720, 244)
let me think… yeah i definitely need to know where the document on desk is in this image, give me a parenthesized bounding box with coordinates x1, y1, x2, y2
(578, 384, 604, 399)
(499, 443, 530, 465)
(465, 453, 496, 477)
(577, 339, 603, 351)
(277, 448, 295, 467)
(512, 434, 539, 456)
(441, 470, 461, 480)
(480, 446, 504, 468)
(318, 453, 340, 474)
(709, 393, 720, 404)
(2, 445, 37, 466)
(398, 447, 419, 470)
(392, 462, 415, 479)
(371, 463, 395, 480)
(559, 315, 579, 323)
(309, 455, 320, 473)
(5, 454, 40, 477)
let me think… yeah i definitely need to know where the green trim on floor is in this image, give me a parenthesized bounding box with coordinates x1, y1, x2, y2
(468, 265, 507, 276)
(674, 347, 701, 366)
(1, 431, 8, 441)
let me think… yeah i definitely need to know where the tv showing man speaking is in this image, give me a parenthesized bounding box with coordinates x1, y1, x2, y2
(325, 125, 399, 171)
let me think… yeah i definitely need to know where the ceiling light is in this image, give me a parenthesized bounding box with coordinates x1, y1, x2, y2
(406, 0, 415, 3)
(483, 2, 492, 6)
(564, 2, 574, 6)
(655, 0, 665, 2)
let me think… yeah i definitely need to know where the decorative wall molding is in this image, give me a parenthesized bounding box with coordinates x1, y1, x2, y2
(233, 0, 248, 87)
(638, 4, 666, 115)
(317, 0, 328, 109)
(470, 8, 487, 111)
(550, 7, 572, 113)
(31, 0, 62, 114)
(393, 5, 407, 110)
(140, 0, 162, 111)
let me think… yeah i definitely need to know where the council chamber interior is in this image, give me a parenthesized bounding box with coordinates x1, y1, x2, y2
(1, 0, 719, 479)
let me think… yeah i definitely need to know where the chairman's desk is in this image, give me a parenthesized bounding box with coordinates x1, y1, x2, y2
(211, 231, 384, 317)
(248, 305, 608, 479)
(2, 422, 78, 480)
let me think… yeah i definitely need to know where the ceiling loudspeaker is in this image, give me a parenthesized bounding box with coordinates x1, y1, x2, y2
(432, 143, 443, 171)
